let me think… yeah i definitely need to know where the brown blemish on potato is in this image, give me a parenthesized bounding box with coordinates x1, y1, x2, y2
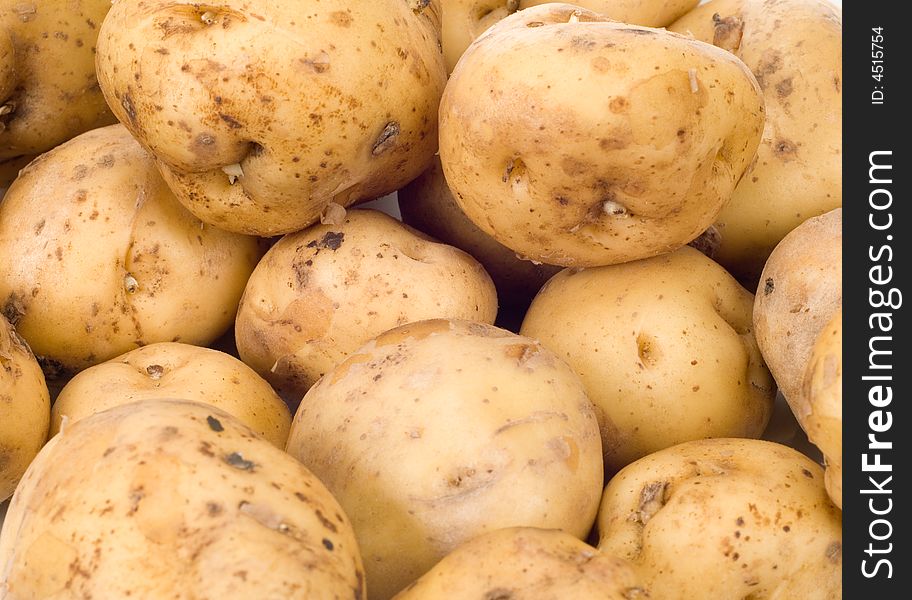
(484, 589, 513, 600)
(636, 332, 660, 367)
(331, 10, 352, 27)
(609, 97, 629, 114)
(754, 49, 783, 90)
(371, 121, 400, 156)
(2, 292, 26, 326)
(622, 588, 649, 599)
(764, 278, 775, 295)
(145, 364, 164, 379)
(121, 92, 137, 125)
(224, 452, 256, 471)
(218, 113, 243, 129)
(773, 139, 798, 160)
(635, 481, 669, 525)
(826, 541, 842, 563)
(502, 156, 527, 184)
(712, 14, 744, 52)
(206, 416, 224, 432)
(775, 78, 794, 99)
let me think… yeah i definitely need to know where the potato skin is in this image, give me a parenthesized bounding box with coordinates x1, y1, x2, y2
(670, 0, 842, 283)
(521, 246, 774, 472)
(0, 125, 262, 375)
(443, 0, 700, 73)
(393, 527, 648, 599)
(439, 3, 764, 267)
(597, 438, 842, 599)
(286, 319, 604, 600)
(802, 310, 841, 507)
(753, 208, 841, 413)
(0, 400, 365, 599)
(50, 342, 291, 447)
(96, 0, 445, 236)
(398, 158, 559, 308)
(0, 315, 50, 501)
(0, 0, 116, 160)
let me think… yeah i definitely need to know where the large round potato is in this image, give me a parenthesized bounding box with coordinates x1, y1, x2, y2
(399, 158, 560, 309)
(0, 125, 262, 377)
(802, 309, 841, 508)
(0, 314, 49, 501)
(50, 343, 291, 447)
(597, 438, 842, 599)
(0, 400, 365, 599)
(439, 3, 764, 267)
(443, 0, 700, 73)
(0, 0, 116, 161)
(286, 319, 604, 599)
(394, 527, 649, 599)
(235, 209, 497, 401)
(521, 246, 774, 472)
(670, 0, 842, 283)
(96, 0, 445, 236)
(753, 208, 841, 413)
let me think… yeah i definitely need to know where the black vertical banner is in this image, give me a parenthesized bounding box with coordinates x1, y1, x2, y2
(844, 1, 908, 597)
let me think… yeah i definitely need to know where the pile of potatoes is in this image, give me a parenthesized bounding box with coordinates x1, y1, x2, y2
(1, 0, 842, 598)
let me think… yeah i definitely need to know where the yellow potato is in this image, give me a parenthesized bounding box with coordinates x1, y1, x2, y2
(439, 3, 764, 267)
(51, 342, 291, 447)
(0, 400, 365, 598)
(394, 527, 649, 599)
(521, 246, 774, 472)
(0, 314, 50, 501)
(0, 0, 116, 160)
(0, 125, 262, 376)
(286, 319, 604, 599)
(96, 0, 445, 236)
(443, 0, 700, 73)
(235, 209, 497, 401)
(670, 0, 842, 282)
(802, 309, 841, 507)
(597, 438, 842, 599)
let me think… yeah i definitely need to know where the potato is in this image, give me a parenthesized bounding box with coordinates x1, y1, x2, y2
(95, 0, 445, 236)
(597, 438, 842, 599)
(0, 1, 116, 161)
(0, 400, 365, 599)
(50, 342, 291, 447)
(394, 527, 648, 599)
(521, 246, 774, 472)
(753, 208, 841, 413)
(399, 158, 560, 309)
(0, 314, 49, 501)
(235, 209, 497, 402)
(285, 319, 604, 599)
(670, 0, 842, 283)
(443, 0, 701, 73)
(801, 310, 841, 508)
(0, 124, 262, 377)
(439, 3, 764, 267)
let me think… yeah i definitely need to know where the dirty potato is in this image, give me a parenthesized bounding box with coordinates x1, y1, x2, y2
(398, 158, 559, 309)
(394, 527, 649, 599)
(0, 125, 262, 377)
(443, 0, 700, 73)
(235, 209, 497, 402)
(286, 319, 604, 599)
(753, 208, 841, 413)
(50, 342, 291, 447)
(521, 246, 774, 472)
(95, 0, 445, 236)
(597, 438, 842, 599)
(0, 400, 365, 599)
(670, 0, 842, 283)
(0, 0, 116, 161)
(0, 314, 49, 501)
(439, 3, 764, 267)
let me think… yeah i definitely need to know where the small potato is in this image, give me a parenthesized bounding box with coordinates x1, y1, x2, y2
(96, 0, 445, 236)
(439, 3, 764, 267)
(399, 158, 559, 309)
(51, 343, 291, 447)
(521, 246, 774, 472)
(753, 208, 841, 413)
(393, 527, 649, 599)
(0, 1, 116, 161)
(597, 438, 842, 599)
(0, 400, 365, 599)
(443, 0, 700, 73)
(670, 0, 842, 283)
(235, 209, 497, 401)
(802, 310, 841, 507)
(286, 319, 604, 599)
(0, 314, 50, 501)
(0, 125, 262, 377)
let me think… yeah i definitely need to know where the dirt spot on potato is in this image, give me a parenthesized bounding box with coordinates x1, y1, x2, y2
(484, 589, 513, 600)
(773, 139, 798, 161)
(775, 77, 793, 99)
(712, 14, 744, 52)
(2, 293, 26, 326)
(331, 10, 352, 27)
(635, 481, 669, 525)
(609, 97, 629, 114)
(754, 49, 783, 90)
(764, 278, 775, 295)
(826, 541, 842, 563)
